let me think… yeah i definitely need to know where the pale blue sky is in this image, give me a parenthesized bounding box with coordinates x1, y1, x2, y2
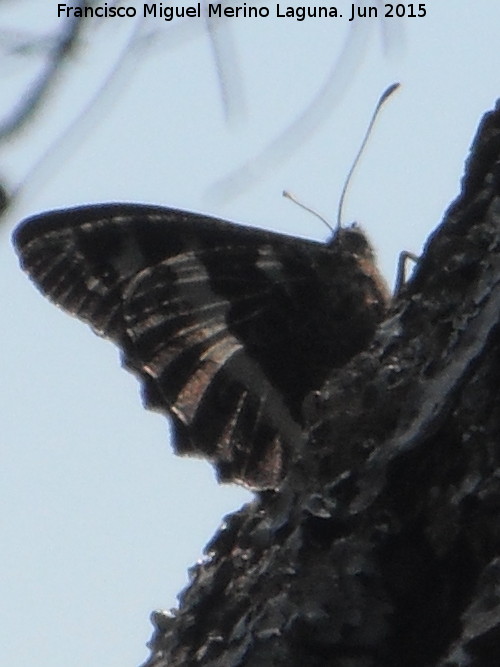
(2, 2, 500, 665)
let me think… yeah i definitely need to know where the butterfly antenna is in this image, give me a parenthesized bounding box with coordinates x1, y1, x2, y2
(336, 82, 400, 230)
(283, 190, 335, 232)
(283, 190, 335, 234)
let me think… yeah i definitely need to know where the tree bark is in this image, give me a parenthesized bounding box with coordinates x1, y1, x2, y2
(142, 100, 500, 667)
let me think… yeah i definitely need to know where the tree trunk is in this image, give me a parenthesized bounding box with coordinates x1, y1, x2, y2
(142, 100, 500, 667)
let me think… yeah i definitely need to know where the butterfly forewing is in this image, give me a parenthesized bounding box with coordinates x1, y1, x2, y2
(14, 203, 388, 489)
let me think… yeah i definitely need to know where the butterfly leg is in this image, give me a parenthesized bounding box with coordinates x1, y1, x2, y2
(394, 250, 419, 295)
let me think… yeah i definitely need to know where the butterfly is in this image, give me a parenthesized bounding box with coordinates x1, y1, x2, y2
(13, 203, 389, 489)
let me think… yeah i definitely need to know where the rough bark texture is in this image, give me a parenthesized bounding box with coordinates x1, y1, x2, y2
(142, 101, 500, 667)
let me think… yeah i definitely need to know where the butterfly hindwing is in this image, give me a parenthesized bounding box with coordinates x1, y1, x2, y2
(14, 203, 388, 489)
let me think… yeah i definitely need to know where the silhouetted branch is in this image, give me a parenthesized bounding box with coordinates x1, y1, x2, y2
(0, 2, 85, 141)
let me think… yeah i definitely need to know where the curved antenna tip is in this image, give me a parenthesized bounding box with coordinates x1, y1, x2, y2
(380, 82, 401, 105)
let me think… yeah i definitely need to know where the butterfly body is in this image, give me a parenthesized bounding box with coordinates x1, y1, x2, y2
(14, 203, 389, 489)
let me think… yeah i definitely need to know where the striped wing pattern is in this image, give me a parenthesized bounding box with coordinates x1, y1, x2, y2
(13, 203, 388, 489)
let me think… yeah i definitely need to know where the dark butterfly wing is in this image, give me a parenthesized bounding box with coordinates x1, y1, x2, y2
(13, 203, 388, 489)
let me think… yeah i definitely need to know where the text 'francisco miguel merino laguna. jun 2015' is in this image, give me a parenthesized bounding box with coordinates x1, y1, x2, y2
(57, 3, 428, 21)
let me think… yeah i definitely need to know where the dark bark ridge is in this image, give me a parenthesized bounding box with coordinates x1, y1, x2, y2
(142, 101, 500, 667)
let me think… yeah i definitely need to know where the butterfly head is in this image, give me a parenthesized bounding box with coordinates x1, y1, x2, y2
(326, 222, 391, 318)
(329, 223, 376, 262)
